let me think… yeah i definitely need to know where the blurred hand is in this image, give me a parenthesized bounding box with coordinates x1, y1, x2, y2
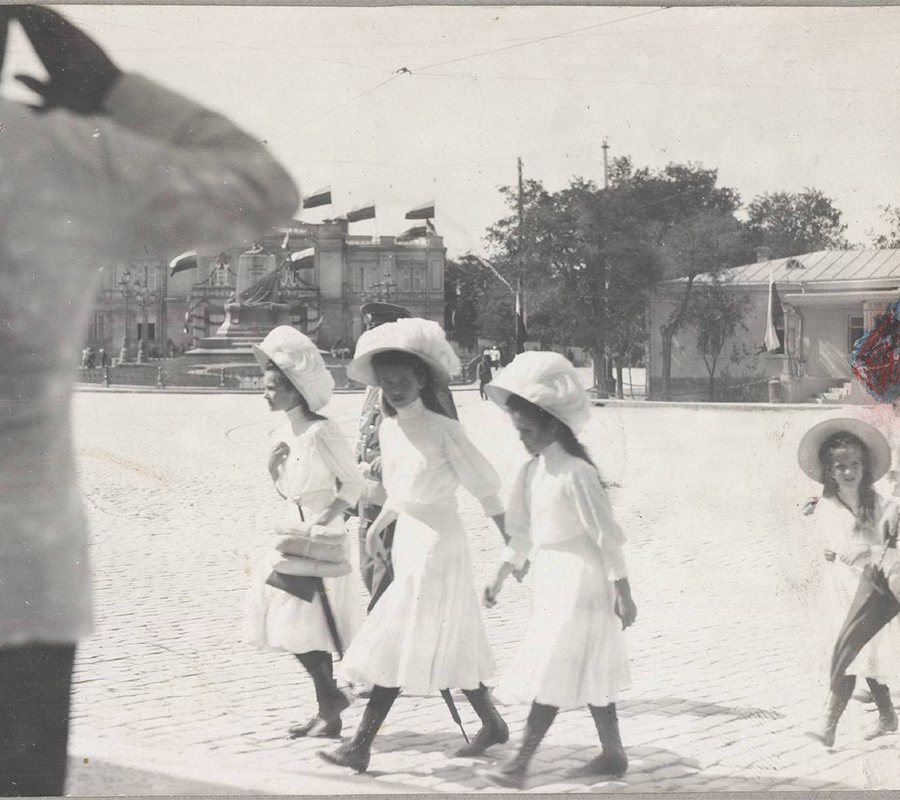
(614, 579, 637, 630)
(839, 543, 872, 566)
(11, 6, 122, 114)
(268, 441, 290, 482)
(368, 456, 382, 482)
(512, 560, 530, 583)
(824, 549, 837, 563)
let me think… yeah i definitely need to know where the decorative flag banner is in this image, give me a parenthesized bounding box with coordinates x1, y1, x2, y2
(515, 289, 527, 354)
(290, 248, 315, 269)
(397, 225, 428, 242)
(169, 251, 198, 277)
(405, 201, 435, 220)
(346, 202, 376, 223)
(303, 186, 332, 209)
(764, 264, 783, 352)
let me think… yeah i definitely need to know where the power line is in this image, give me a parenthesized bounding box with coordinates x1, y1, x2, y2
(268, 74, 401, 143)
(413, 7, 670, 73)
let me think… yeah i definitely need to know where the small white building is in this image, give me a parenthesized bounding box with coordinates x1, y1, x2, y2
(647, 250, 900, 402)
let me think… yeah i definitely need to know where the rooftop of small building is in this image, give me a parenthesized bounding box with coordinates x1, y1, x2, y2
(714, 249, 900, 286)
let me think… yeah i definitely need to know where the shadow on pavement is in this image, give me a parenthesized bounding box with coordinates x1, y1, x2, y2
(621, 696, 785, 720)
(66, 756, 262, 796)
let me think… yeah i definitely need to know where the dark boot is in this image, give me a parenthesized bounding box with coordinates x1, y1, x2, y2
(318, 685, 399, 773)
(485, 702, 557, 789)
(290, 651, 350, 739)
(812, 675, 855, 748)
(864, 679, 899, 740)
(570, 704, 628, 777)
(454, 683, 509, 757)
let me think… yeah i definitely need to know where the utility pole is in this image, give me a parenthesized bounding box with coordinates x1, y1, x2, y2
(515, 157, 526, 355)
(602, 139, 610, 189)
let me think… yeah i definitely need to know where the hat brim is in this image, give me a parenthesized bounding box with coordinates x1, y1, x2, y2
(347, 347, 454, 387)
(252, 342, 311, 401)
(485, 383, 582, 431)
(797, 417, 891, 483)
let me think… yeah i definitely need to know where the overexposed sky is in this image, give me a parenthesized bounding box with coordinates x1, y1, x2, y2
(5, 5, 900, 256)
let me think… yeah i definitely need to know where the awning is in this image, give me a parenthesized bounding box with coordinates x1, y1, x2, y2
(782, 290, 900, 308)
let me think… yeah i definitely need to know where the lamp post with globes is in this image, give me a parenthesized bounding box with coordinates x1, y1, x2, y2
(118, 268, 135, 364)
(134, 265, 159, 364)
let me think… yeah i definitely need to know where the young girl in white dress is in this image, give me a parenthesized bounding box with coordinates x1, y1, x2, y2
(319, 318, 510, 773)
(243, 326, 364, 739)
(798, 417, 900, 747)
(482, 351, 637, 789)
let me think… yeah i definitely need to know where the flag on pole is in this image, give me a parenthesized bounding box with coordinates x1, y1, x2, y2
(764, 264, 783, 352)
(281, 231, 290, 249)
(169, 251, 198, 277)
(303, 186, 332, 209)
(346, 202, 376, 223)
(397, 225, 429, 242)
(515, 286, 527, 354)
(405, 201, 435, 220)
(290, 248, 315, 269)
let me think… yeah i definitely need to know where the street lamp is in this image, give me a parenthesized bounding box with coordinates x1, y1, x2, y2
(134, 265, 159, 364)
(118, 268, 134, 363)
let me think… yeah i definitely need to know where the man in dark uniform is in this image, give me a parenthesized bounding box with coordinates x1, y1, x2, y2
(355, 303, 458, 612)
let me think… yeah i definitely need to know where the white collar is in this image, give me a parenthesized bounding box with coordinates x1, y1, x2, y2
(395, 396, 426, 420)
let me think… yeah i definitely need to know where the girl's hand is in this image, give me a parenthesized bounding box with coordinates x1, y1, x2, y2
(483, 563, 514, 607)
(364, 508, 398, 560)
(268, 441, 290, 482)
(839, 543, 872, 566)
(614, 579, 637, 630)
(512, 560, 530, 583)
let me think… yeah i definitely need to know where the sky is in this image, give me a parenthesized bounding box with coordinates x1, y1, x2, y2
(5, 5, 900, 257)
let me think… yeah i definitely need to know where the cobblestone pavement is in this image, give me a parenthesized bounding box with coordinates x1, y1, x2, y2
(68, 389, 900, 793)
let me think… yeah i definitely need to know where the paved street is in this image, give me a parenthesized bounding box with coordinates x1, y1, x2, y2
(68, 388, 900, 793)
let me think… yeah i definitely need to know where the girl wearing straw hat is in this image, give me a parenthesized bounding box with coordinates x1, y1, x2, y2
(319, 318, 510, 773)
(243, 326, 364, 739)
(798, 417, 900, 746)
(481, 351, 637, 789)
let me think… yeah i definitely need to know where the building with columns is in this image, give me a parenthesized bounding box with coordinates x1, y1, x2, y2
(84, 219, 448, 358)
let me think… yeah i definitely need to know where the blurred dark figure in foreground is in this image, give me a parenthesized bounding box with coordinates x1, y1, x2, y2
(0, 7, 298, 795)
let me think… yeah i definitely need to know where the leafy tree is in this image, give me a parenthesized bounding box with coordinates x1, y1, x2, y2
(869, 205, 900, 249)
(686, 278, 751, 400)
(746, 188, 849, 258)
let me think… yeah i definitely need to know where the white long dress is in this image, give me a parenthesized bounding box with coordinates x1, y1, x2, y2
(808, 494, 900, 683)
(243, 409, 364, 655)
(496, 441, 631, 710)
(339, 397, 503, 694)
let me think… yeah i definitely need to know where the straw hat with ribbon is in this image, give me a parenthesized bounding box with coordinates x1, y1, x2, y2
(797, 417, 891, 484)
(485, 350, 591, 434)
(347, 317, 461, 386)
(252, 326, 334, 412)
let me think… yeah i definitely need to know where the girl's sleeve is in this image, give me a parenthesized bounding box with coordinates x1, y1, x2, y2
(316, 423, 364, 506)
(500, 461, 534, 569)
(568, 466, 628, 581)
(443, 419, 503, 517)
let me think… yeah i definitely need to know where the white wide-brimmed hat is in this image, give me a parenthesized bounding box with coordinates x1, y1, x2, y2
(252, 326, 334, 412)
(485, 350, 591, 434)
(347, 317, 461, 386)
(797, 417, 891, 483)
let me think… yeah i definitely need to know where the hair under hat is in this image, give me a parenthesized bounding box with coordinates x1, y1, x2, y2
(797, 417, 891, 484)
(347, 317, 461, 386)
(485, 350, 590, 434)
(252, 326, 334, 412)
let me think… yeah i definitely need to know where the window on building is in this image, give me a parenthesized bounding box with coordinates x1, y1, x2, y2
(849, 315, 866, 352)
(430, 263, 442, 290)
(213, 260, 231, 287)
(397, 267, 411, 292)
(136, 322, 156, 341)
(146, 264, 159, 292)
(90, 313, 106, 342)
(411, 268, 425, 292)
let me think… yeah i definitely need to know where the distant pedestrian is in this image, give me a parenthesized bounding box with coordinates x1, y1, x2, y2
(86, 346, 95, 369)
(243, 327, 364, 739)
(798, 418, 900, 747)
(0, 6, 297, 795)
(98, 348, 107, 368)
(481, 352, 637, 789)
(477, 353, 493, 400)
(320, 318, 509, 773)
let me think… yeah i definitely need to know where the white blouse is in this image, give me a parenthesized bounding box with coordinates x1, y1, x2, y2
(378, 397, 503, 517)
(502, 441, 628, 580)
(275, 409, 363, 514)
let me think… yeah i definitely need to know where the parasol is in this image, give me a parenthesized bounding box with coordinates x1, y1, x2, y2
(830, 531, 900, 691)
